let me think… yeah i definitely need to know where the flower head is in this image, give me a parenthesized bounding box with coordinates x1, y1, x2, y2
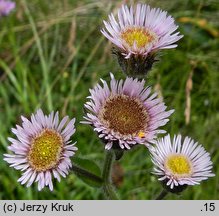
(102, 4, 183, 58)
(0, 0, 15, 17)
(4, 109, 77, 191)
(150, 134, 214, 191)
(101, 4, 183, 77)
(82, 73, 174, 150)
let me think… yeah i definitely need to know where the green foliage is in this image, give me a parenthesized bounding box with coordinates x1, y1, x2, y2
(72, 157, 102, 188)
(0, 0, 219, 200)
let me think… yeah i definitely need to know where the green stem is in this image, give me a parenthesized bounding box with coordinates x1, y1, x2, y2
(102, 150, 119, 200)
(155, 189, 168, 200)
(72, 164, 103, 184)
(103, 184, 119, 200)
(102, 150, 114, 182)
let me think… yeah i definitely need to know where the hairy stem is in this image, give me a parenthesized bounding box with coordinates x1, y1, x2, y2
(103, 184, 119, 200)
(102, 150, 114, 182)
(102, 150, 119, 200)
(155, 189, 168, 200)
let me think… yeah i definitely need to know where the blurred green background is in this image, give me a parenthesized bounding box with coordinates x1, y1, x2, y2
(0, 0, 219, 199)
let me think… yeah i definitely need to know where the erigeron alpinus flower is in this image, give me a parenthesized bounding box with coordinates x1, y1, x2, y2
(101, 4, 183, 77)
(150, 134, 214, 191)
(4, 109, 77, 191)
(82, 73, 174, 150)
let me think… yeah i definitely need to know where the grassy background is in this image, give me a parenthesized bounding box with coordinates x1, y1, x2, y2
(0, 0, 219, 199)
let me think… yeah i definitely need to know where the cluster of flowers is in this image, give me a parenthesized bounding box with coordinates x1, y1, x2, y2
(3, 3, 214, 195)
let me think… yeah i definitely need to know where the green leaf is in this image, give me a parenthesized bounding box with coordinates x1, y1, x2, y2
(72, 157, 103, 188)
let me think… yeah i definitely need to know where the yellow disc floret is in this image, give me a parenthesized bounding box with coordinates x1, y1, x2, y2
(121, 27, 158, 49)
(28, 129, 63, 171)
(165, 154, 192, 177)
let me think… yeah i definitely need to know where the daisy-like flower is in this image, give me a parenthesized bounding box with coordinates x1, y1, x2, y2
(101, 4, 183, 77)
(0, 0, 15, 17)
(82, 73, 174, 150)
(150, 134, 214, 191)
(4, 109, 77, 191)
